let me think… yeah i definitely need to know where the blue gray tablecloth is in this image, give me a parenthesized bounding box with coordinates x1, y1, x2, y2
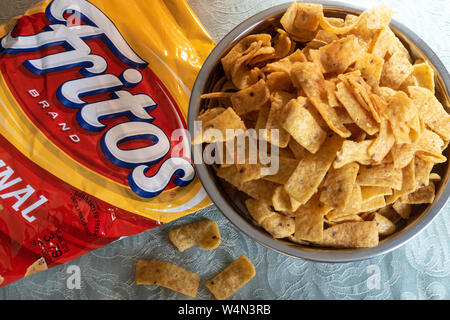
(0, 0, 449, 300)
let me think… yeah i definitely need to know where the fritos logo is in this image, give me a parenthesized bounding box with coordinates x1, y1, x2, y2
(0, 0, 195, 198)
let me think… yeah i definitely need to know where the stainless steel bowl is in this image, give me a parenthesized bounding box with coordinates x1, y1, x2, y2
(188, 1, 450, 262)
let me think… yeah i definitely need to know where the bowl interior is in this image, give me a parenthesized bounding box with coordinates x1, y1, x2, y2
(189, 3, 450, 262)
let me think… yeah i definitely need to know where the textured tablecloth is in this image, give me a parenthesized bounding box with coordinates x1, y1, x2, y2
(0, 0, 449, 300)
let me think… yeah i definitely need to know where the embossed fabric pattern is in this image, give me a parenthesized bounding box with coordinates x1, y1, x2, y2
(0, 0, 449, 300)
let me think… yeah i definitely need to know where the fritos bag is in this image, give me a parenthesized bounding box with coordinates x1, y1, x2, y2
(0, 0, 214, 287)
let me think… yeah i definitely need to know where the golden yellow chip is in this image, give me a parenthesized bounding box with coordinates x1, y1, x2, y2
(280, 2, 322, 41)
(392, 201, 412, 219)
(206, 255, 256, 300)
(316, 35, 364, 74)
(320, 163, 359, 210)
(408, 86, 450, 140)
(319, 12, 359, 34)
(272, 186, 300, 213)
(327, 214, 363, 224)
(290, 62, 351, 137)
(263, 156, 299, 185)
(295, 193, 332, 241)
(221, 34, 272, 78)
(414, 156, 434, 189)
(334, 139, 373, 168)
(261, 213, 295, 238)
(195, 107, 247, 144)
(314, 29, 339, 44)
(391, 143, 416, 169)
(356, 163, 403, 190)
(360, 195, 386, 213)
(366, 212, 396, 237)
(315, 221, 379, 248)
(263, 49, 307, 74)
(0, 275, 3, 286)
(266, 71, 294, 92)
(413, 62, 435, 93)
(401, 182, 435, 204)
(288, 139, 309, 160)
(335, 82, 379, 135)
(354, 52, 384, 89)
(361, 186, 392, 202)
(338, 72, 381, 123)
(280, 97, 326, 153)
(239, 179, 279, 202)
(369, 26, 396, 59)
(245, 198, 275, 225)
(386, 159, 416, 204)
(351, 5, 394, 43)
(429, 173, 441, 181)
(263, 91, 294, 147)
(235, 163, 269, 183)
(135, 260, 200, 298)
(380, 51, 413, 90)
(383, 91, 417, 144)
(230, 42, 264, 89)
(24, 257, 48, 277)
(231, 79, 270, 116)
(368, 120, 395, 163)
(415, 129, 447, 163)
(285, 134, 343, 204)
(197, 107, 226, 123)
(169, 220, 221, 252)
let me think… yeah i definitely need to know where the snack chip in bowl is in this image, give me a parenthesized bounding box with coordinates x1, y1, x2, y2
(193, 2, 450, 253)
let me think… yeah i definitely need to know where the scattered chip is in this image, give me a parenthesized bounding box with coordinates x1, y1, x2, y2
(169, 220, 221, 252)
(206, 255, 256, 300)
(24, 257, 48, 277)
(135, 260, 200, 298)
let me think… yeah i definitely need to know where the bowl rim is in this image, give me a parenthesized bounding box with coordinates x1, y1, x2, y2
(188, 0, 450, 263)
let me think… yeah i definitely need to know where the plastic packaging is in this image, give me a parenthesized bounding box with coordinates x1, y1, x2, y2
(0, 0, 214, 287)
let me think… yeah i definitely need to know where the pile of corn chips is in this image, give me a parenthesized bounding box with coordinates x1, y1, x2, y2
(195, 2, 450, 249)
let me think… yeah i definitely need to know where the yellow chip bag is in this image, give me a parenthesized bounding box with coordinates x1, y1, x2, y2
(206, 255, 256, 300)
(0, 0, 216, 288)
(135, 260, 200, 298)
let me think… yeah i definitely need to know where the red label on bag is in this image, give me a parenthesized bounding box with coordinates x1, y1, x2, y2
(0, 0, 214, 288)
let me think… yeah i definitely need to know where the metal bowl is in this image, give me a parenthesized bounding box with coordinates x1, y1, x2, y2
(188, 1, 450, 262)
